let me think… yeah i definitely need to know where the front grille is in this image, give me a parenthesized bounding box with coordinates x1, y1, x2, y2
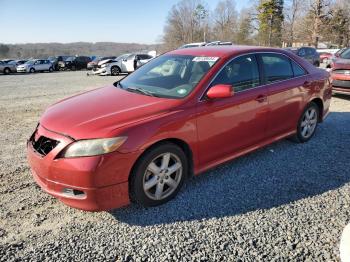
(32, 136, 59, 156)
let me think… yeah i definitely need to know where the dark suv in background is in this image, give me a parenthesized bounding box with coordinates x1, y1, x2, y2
(48, 56, 71, 71)
(58, 56, 92, 70)
(285, 47, 320, 67)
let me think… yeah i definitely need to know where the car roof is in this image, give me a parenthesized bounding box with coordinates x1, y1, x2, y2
(169, 45, 285, 59)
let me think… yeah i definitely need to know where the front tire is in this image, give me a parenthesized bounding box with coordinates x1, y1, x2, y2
(111, 66, 120, 76)
(29, 68, 35, 73)
(49, 67, 53, 72)
(292, 102, 319, 143)
(129, 143, 188, 207)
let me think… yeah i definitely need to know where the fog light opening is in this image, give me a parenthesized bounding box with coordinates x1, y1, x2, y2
(62, 188, 86, 198)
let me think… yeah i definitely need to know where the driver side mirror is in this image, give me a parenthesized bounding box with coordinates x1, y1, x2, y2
(206, 84, 234, 99)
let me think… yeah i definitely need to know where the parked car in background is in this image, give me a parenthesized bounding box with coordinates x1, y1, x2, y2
(319, 52, 333, 64)
(285, 47, 320, 67)
(16, 59, 54, 73)
(179, 42, 207, 49)
(331, 48, 350, 95)
(87, 56, 117, 70)
(58, 56, 92, 70)
(205, 41, 233, 46)
(48, 56, 70, 71)
(14, 60, 28, 65)
(91, 53, 154, 76)
(1, 59, 14, 64)
(27, 46, 331, 211)
(90, 54, 130, 76)
(0, 60, 17, 74)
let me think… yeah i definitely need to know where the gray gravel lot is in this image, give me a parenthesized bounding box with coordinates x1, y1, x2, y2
(0, 71, 349, 261)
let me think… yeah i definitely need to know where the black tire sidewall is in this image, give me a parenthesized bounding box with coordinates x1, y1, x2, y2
(30, 68, 35, 73)
(130, 143, 188, 207)
(4, 68, 10, 74)
(111, 66, 120, 76)
(296, 102, 319, 143)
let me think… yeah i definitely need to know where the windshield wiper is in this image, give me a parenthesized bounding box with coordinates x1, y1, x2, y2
(125, 87, 158, 97)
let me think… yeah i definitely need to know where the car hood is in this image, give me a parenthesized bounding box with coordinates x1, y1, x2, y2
(40, 85, 180, 139)
(333, 58, 350, 69)
(98, 59, 113, 66)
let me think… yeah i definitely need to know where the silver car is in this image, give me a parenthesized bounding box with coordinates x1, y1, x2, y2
(0, 60, 17, 74)
(17, 59, 54, 73)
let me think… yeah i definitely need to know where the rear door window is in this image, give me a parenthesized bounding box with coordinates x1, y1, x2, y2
(260, 54, 293, 83)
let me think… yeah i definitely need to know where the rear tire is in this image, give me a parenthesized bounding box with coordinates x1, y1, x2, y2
(129, 143, 188, 207)
(291, 102, 319, 143)
(3, 67, 10, 75)
(49, 67, 53, 72)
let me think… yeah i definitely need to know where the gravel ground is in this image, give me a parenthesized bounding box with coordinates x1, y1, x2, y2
(0, 71, 349, 261)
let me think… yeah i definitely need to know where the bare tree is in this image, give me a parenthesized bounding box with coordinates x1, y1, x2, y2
(308, 0, 333, 47)
(163, 0, 208, 50)
(211, 0, 238, 42)
(283, 0, 303, 46)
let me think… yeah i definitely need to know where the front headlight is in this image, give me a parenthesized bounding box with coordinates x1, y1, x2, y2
(101, 64, 107, 68)
(61, 137, 127, 158)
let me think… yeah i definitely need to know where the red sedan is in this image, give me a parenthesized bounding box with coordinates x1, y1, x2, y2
(331, 48, 350, 95)
(27, 46, 332, 211)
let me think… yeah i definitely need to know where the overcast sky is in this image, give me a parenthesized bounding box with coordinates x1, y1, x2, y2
(0, 0, 250, 44)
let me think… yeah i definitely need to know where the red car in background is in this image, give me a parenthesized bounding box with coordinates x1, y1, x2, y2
(27, 46, 332, 211)
(331, 48, 350, 95)
(319, 52, 333, 64)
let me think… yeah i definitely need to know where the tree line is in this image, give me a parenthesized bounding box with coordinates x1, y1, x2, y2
(162, 0, 350, 50)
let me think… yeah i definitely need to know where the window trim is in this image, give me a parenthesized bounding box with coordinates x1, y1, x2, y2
(199, 51, 309, 101)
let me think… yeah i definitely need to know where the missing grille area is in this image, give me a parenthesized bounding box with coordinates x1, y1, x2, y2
(32, 136, 59, 156)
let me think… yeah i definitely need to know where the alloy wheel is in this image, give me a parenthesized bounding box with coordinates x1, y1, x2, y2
(143, 152, 183, 200)
(300, 107, 317, 139)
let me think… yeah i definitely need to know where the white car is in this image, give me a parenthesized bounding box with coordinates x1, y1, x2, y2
(91, 53, 155, 76)
(179, 42, 207, 49)
(17, 59, 54, 73)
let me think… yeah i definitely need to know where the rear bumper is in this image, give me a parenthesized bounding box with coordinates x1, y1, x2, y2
(27, 125, 140, 211)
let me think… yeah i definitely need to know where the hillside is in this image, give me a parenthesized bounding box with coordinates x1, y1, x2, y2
(0, 42, 161, 59)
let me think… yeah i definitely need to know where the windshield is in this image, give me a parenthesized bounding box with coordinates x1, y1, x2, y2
(116, 54, 219, 99)
(25, 60, 35, 65)
(340, 48, 350, 59)
(65, 57, 75, 61)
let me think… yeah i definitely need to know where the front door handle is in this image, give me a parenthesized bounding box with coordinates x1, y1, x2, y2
(255, 95, 267, 103)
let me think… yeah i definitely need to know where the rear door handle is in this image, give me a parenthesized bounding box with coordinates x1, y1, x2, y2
(255, 95, 267, 103)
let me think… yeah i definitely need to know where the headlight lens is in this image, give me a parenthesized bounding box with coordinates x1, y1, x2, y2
(62, 137, 127, 158)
